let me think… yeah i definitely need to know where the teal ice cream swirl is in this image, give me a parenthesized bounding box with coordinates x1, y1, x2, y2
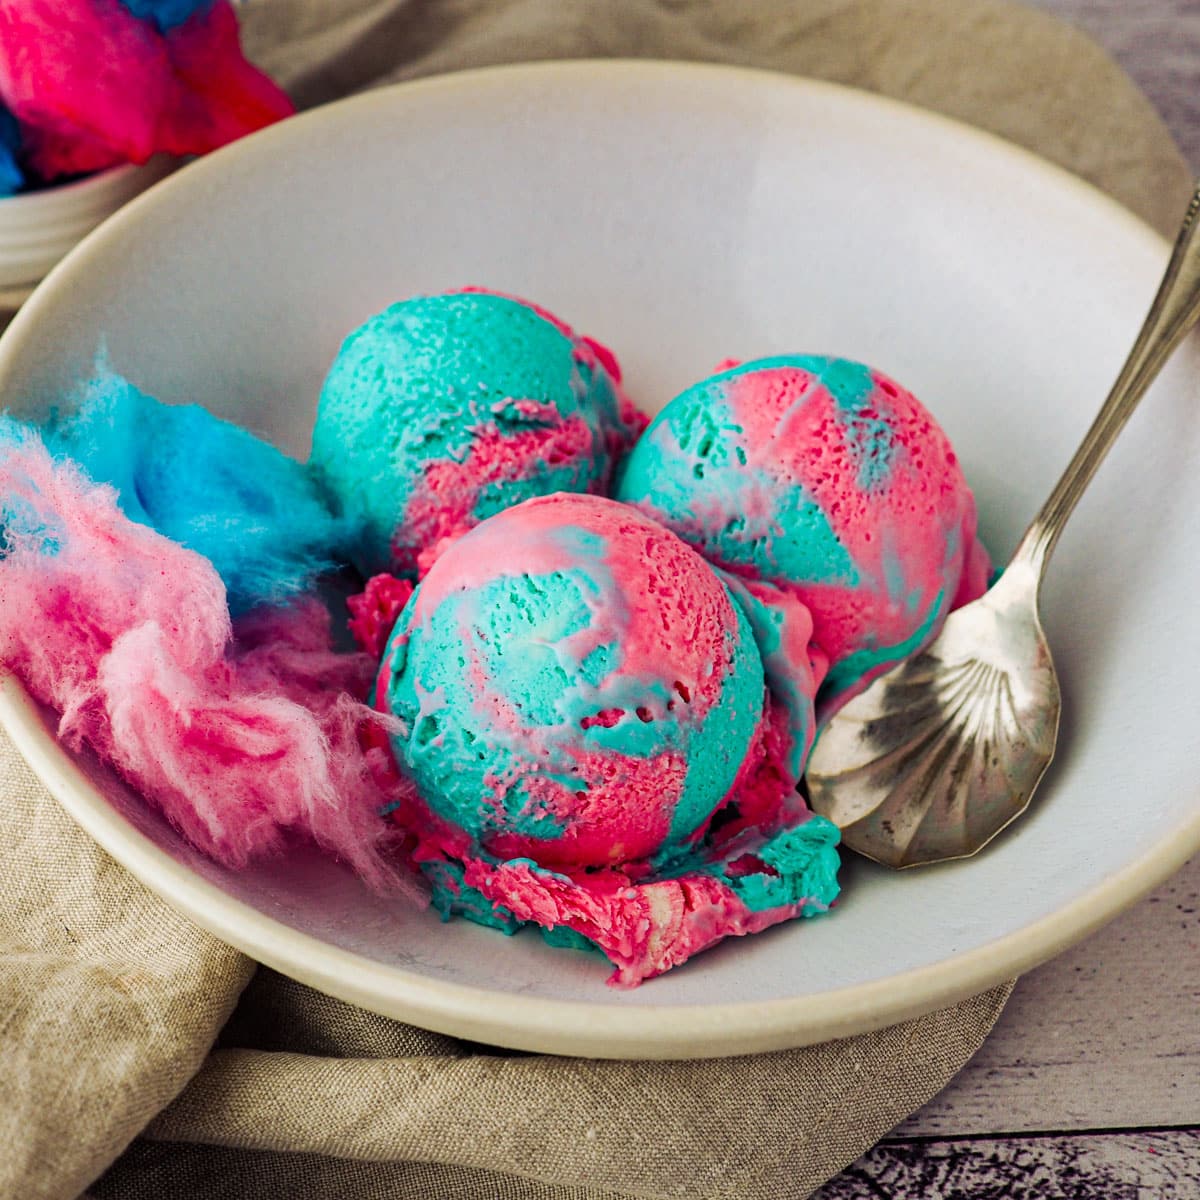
(310, 290, 643, 576)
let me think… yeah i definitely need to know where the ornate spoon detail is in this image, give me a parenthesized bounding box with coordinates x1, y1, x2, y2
(807, 182, 1200, 868)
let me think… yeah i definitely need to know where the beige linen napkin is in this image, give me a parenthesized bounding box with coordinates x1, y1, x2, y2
(0, 2, 1190, 1198)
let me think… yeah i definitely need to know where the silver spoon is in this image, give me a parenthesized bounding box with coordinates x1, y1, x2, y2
(806, 182, 1200, 869)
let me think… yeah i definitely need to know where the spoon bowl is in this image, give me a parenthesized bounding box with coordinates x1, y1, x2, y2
(808, 561, 1059, 866)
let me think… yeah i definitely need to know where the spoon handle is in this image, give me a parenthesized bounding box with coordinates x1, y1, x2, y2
(1015, 183, 1200, 577)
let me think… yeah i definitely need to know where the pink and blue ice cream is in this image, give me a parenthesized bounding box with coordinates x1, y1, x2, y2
(2, 280, 993, 988)
(308, 290, 646, 577)
(616, 355, 990, 712)
(375, 493, 840, 986)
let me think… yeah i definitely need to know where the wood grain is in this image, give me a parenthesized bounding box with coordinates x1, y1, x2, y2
(815, 1129, 1200, 1198)
(898, 852, 1200, 1137)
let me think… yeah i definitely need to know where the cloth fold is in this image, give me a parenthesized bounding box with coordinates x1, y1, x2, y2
(0, 736, 255, 1199)
(0, 1, 1190, 1198)
(128, 977, 1012, 1200)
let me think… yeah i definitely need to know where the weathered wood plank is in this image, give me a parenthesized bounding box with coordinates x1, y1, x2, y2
(815, 1129, 1200, 1199)
(894, 852, 1200, 1137)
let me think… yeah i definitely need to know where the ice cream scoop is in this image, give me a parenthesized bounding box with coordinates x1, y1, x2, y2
(376, 492, 839, 984)
(380, 492, 771, 868)
(616, 355, 990, 712)
(309, 290, 645, 577)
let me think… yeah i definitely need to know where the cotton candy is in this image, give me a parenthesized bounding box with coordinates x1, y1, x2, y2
(0, 103, 23, 195)
(119, 0, 212, 34)
(0, 0, 293, 183)
(0, 420, 422, 898)
(46, 365, 346, 614)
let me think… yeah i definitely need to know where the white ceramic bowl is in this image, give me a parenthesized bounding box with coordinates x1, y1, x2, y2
(2, 61, 1199, 1059)
(0, 156, 175, 301)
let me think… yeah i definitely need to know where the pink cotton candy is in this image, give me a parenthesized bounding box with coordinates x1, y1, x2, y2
(0, 431, 421, 898)
(0, 0, 293, 182)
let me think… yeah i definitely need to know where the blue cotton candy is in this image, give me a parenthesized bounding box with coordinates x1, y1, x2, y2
(45, 366, 346, 613)
(118, 0, 215, 33)
(0, 105, 25, 196)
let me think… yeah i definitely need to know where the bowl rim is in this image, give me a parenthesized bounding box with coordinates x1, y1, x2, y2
(0, 159, 142, 211)
(0, 156, 178, 288)
(2, 58, 1198, 1059)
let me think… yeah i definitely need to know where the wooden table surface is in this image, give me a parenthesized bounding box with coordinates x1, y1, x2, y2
(818, 4, 1200, 1194)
